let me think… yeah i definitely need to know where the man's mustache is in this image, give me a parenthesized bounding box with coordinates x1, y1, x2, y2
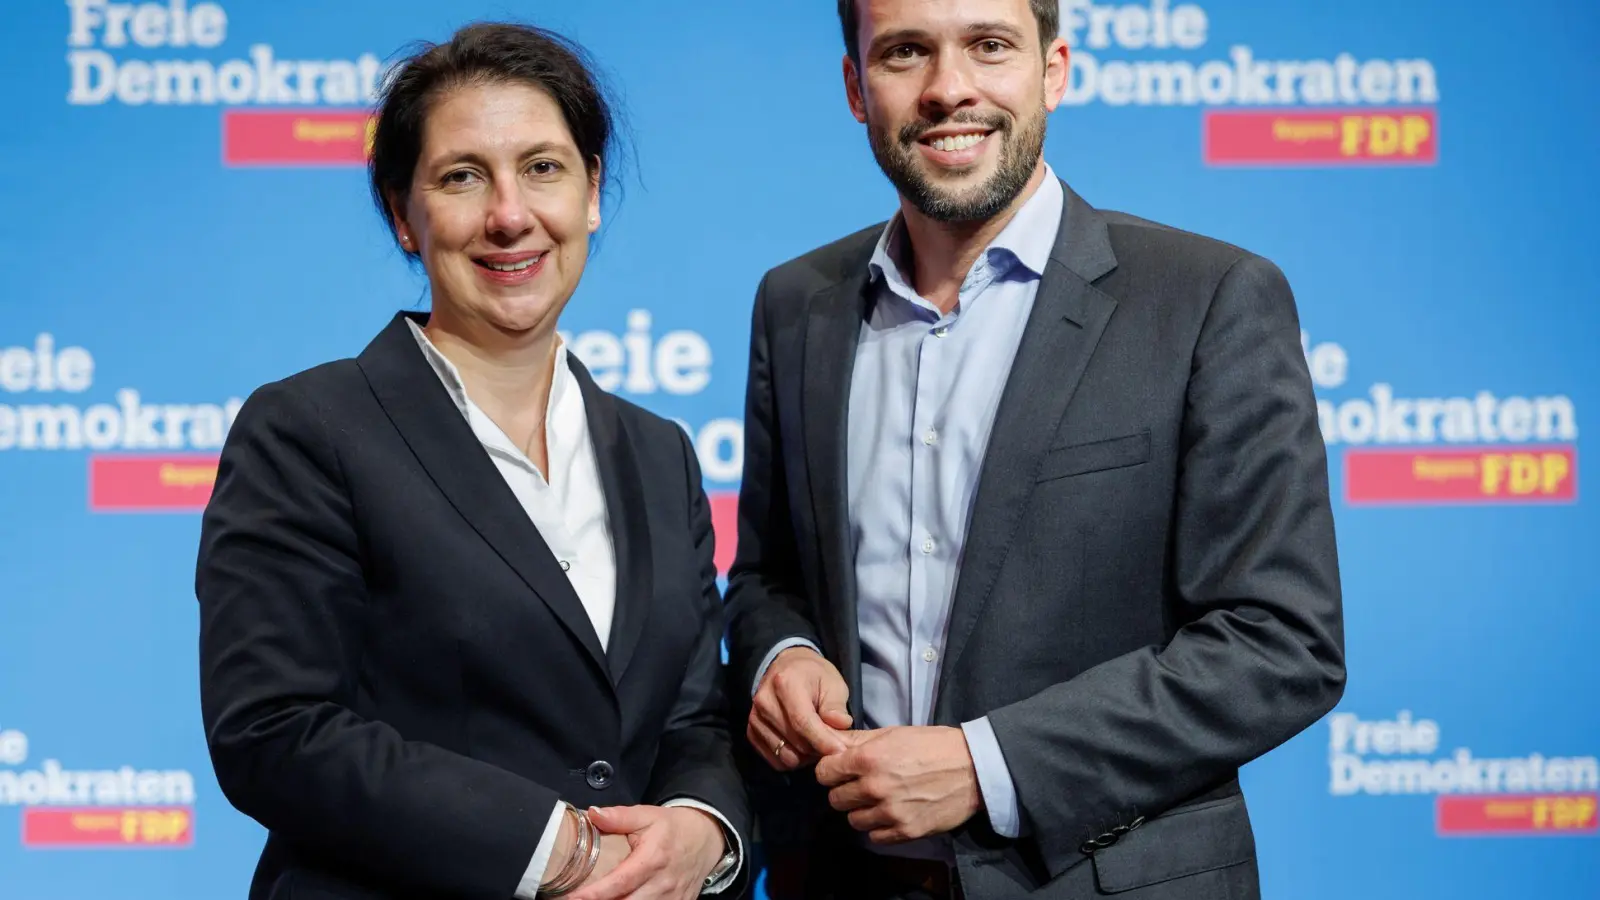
(897, 112, 1010, 146)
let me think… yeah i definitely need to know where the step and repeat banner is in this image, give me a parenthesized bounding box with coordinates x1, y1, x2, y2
(2, 1, 1596, 897)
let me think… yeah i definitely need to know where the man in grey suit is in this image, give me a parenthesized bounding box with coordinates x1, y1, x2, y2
(724, 0, 1346, 897)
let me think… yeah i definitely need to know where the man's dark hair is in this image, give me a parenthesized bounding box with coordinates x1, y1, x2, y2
(369, 22, 621, 257)
(836, 0, 1060, 62)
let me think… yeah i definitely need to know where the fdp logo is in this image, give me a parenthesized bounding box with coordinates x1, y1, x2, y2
(1303, 332, 1579, 506)
(1328, 711, 1598, 838)
(0, 333, 241, 511)
(0, 727, 197, 850)
(1057, 1, 1441, 167)
(64, 0, 385, 166)
(1345, 448, 1576, 505)
(1205, 109, 1437, 167)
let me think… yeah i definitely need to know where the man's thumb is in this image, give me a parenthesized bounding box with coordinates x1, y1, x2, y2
(821, 706, 853, 729)
(586, 805, 648, 834)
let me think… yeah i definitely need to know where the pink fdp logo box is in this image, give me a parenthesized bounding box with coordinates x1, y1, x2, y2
(89, 454, 218, 511)
(1343, 446, 1576, 505)
(224, 110, 373, 166)
(23, 807, 194, 848)
(1204, 109, 1437, 166)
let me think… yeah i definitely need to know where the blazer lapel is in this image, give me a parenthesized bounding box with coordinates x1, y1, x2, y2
(357, 313, 611, 680)
(570, 359, 653, 685)
(802, 272, 872, 710)
(937, 184, 1120, 695)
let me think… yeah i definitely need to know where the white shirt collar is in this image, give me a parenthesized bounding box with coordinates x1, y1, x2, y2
(404, 316, 580, 478)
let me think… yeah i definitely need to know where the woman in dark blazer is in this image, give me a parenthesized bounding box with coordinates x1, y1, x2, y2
(196, 23, 747, 900)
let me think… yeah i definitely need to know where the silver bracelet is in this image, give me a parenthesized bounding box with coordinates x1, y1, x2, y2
(578, 813, 602, 882)
(540, 804, 590, 896)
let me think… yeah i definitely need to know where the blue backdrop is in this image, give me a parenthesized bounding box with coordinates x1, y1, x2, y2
(2, 1, 1596, 897)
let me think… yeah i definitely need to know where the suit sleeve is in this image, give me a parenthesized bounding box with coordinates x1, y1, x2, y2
(985, 254, 1347, 876)
(196, 380, 557, 898)
(640, 423, 753, 897)
(723, 274, 826, 694)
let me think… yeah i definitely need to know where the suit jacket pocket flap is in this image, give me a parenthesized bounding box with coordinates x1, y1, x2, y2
(1090, 794, 1256, 893)
(1037, 431, 1151, 482)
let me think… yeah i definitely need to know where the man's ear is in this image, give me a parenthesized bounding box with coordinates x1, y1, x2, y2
(844, 54, 869, 125)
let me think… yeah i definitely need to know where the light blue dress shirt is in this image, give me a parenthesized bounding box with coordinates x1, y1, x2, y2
(757, 168, 1065, 852)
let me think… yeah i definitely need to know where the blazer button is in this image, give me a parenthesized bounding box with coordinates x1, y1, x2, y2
(585, 760, 614, 790)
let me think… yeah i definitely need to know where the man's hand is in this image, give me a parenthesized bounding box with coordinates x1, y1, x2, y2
(813, 726, 982, 845)
(748, 647, 853, 770)
(570, 806, 725, 900)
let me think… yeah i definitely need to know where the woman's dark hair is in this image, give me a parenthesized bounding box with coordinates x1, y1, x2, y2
(836, 0, 1059, 63)
(368, 22, 620, 257)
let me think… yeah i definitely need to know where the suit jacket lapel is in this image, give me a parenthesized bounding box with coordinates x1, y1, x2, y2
(571, 359, 654, 685)
(937, 183, 1120, 699)
(802, 271, 871, 710)
(357, 313, 611, 681)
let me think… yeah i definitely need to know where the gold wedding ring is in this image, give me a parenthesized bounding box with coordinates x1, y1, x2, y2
(773, 739, 787, 757)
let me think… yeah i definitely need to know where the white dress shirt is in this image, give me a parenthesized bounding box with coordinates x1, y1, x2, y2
(406, 320, 740, 896)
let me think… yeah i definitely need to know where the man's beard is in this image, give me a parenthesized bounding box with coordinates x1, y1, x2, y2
(867, 106, 1047, 223)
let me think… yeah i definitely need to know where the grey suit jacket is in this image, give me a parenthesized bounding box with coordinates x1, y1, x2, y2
(724, 180, 1346, 899)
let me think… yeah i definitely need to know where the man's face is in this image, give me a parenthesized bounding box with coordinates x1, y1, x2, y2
(845, 0, 1069, 222)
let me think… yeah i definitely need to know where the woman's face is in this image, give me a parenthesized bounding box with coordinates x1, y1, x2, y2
(394, 80, 600, 336)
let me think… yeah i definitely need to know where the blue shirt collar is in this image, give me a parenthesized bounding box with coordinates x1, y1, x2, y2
(868, 162, 1064, 291)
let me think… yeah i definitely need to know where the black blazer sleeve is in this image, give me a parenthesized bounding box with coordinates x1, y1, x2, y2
(642, 424, 753, 891)
(724, 275, 825, 695)
(985, 255, 1347, 875)
(196, 379, 553, 897)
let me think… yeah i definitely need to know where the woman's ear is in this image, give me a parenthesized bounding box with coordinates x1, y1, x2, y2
(387, 190, 416, 252)
(587, 158, 603, 232)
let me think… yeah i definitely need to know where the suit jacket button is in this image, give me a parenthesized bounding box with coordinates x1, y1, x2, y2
(585, 760, 614, 790)
(1080, 840, 1097, 855)
(1095, 832, 1118, 848)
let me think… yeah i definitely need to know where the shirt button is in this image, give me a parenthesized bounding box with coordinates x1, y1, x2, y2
(559, 559, 571, 572)
(933, 326, 949, 338)
(922, 647, 938, 663)
(921, 538, 935, 555)
(922, 429, 938, 446)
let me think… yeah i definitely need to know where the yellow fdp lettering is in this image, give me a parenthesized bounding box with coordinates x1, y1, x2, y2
(1339, 115, 1431, 158)
(1339, 117, 1364, 156)
(1541, 452, 1571, 494)
(1401, 115, 1431, 156)
(1532, 796, 1597, 830)
(115, 809, 190, 843)
(1370, 117, 1401, 155)
(1481, 453, 1572, 496)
